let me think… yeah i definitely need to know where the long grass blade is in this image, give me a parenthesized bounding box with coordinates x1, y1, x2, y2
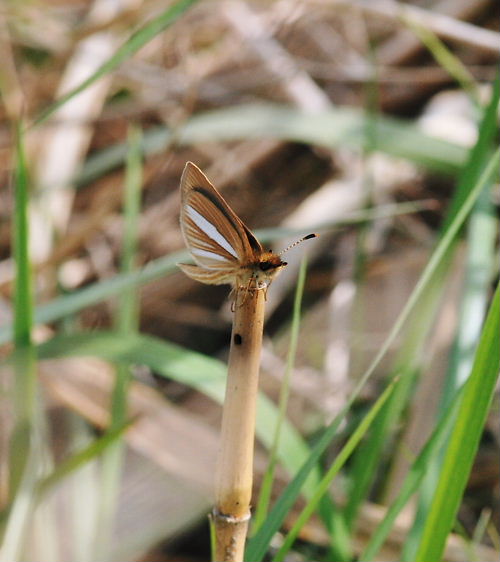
(94, 125, 143, 560)
(2, 121, 37, 562)
(403, 16, 479, 102)
(414, 283, 500, 562)
(12, 121, 32, 348)
(440, 76, 499, 235)
(76, 105, 467, 185)
(33, 0, 199, 126)
(0, 250, 184, 345)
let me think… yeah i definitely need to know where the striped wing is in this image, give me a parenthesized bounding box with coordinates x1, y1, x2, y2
(179, 162, 263, 283)
(177, 263, 236, 285)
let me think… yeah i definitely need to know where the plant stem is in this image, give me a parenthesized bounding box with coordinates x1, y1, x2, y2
(213, 288, 265, 562)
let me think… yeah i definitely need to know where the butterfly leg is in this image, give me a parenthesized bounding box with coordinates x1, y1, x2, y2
(230, 282, 249, 311)
(229, 287, 237, 312)
(241, 278, 253, 306)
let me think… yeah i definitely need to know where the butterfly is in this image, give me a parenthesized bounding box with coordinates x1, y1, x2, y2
(178, 162, 316, 297)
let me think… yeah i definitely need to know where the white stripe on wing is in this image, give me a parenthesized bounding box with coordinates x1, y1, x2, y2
(186, 205, 239, 258)
(191, 248, 231, 262)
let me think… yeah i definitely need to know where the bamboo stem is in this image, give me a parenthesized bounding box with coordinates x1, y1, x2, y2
(213, 288, 265, 562)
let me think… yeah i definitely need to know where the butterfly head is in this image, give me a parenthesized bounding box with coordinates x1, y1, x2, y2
(249, 232, 318, 288)
(251, 252, 287, 289)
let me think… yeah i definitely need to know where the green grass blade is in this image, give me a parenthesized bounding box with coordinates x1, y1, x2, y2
(3, 121, 37, 562)
(115, 124, 142, 334)
(440, 76, 499, 234)
(10, 120, 36, 489)
(0, 452, 38, 562)
(13, 121, 33, 348)
(111, 124, 143, 424)
(403, 17, 479, 103)
(94, 125, 143, 560)
(33, 0, 199, 126)
(0, 250, 184, 345)
(161, 105, 468, 174)
(271, 378, 398, 562)
(414, 283, 500, 562)
(253, 257, 308, 533)
(444, 188, 497, 396)
(209, 515, 216, 562)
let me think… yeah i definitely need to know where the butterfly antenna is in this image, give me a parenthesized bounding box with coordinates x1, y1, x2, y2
(278, 233, 318, 255)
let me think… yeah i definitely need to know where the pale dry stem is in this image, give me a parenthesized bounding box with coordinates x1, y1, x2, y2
(213, 288, 266, 562)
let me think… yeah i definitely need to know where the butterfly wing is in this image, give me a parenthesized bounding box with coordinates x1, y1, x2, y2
(179, 162, 263, 284)
(177, 263, 236, 285)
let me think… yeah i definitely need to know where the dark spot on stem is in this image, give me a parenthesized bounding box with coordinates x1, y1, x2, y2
(234, 333, 243, 345)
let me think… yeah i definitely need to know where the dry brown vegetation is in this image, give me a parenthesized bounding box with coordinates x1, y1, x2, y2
(1, 1, 499, 561)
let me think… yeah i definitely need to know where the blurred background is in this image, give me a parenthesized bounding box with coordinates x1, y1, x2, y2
(0, 1, 499, 561)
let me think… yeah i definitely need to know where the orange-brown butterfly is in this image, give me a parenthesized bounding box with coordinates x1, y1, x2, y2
(178, 162, 316, 295)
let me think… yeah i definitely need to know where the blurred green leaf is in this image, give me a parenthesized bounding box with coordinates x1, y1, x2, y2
(35, 331, 318, 494)
(13, 121, 32, 348)
(3, 121, 38, 562)
(78, 104, 467, 186)
(0, 251, 184, 345)
(37, 419, 133, 498)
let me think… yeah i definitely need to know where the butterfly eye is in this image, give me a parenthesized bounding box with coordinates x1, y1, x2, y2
(259, 259, 286, 271)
